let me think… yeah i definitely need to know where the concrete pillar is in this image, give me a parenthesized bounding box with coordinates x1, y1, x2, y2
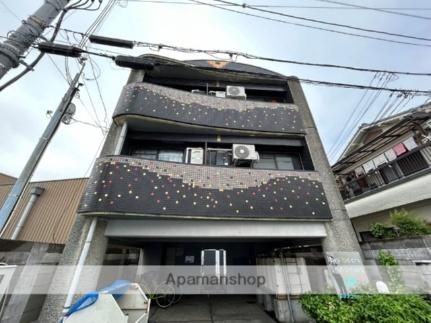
(287, 78, 364, 264)
(37, 217, 108, 322)
(126, 69, 145, 84)
(38, 123, 125, 322)
(1, 243, 48, 323)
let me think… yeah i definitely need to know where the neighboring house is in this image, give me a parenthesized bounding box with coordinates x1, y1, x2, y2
(0, 176, 87, 244)
(38, 55, 363, 322)
(0, 175, 87, 323)
(332, 104, 431, 242)
(0, 173, 16, 186)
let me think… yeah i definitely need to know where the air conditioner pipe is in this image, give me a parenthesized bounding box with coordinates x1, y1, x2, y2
(10, 186, 44, 240)
(63, 122, 128, 314)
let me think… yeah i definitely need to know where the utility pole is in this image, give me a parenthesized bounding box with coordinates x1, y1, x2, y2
(0, 0, 69, 80)
(0, 62, 85, 232)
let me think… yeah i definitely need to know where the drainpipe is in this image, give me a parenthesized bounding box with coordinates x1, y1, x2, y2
(63, 121, 128, 314)
(10, 186, 44, 240)
(63, 216, 98, 314)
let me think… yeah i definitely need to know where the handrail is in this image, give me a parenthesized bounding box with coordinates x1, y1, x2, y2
(338, 143, 431, 199)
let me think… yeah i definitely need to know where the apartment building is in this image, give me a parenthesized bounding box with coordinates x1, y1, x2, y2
(40, 55, 364, 322)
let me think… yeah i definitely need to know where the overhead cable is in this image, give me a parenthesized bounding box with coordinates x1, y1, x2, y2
(0, 0, 103, 92)
(314, 0, 431, 21)
(214, 0, 431, 42)
(188, 0, 431, 48)
(125, 0, 431, 11)
(56, 28, 431, 76)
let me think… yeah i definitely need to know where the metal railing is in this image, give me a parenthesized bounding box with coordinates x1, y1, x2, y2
(338, 144, 431, 200)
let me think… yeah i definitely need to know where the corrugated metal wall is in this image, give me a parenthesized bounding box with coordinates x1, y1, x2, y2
(0, 178, 87, 244)
(0, 173, 16, 185)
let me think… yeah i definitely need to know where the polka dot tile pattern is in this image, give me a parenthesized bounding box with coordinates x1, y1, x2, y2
(113, 83, 304, 133)
(78, 156, 332, 220)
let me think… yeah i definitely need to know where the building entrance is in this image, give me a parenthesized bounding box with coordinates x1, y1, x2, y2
(100, 237, 325, 323)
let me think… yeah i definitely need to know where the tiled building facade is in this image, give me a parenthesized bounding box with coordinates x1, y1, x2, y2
(40, 55, 363, 322)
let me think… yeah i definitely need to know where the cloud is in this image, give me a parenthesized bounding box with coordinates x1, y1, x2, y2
(0, 0, 429, 178)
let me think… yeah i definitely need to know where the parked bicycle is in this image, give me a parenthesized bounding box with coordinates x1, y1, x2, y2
(139, 271, 182, 308)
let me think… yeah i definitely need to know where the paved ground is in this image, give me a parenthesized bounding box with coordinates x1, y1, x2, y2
(149, 295, 277, 323)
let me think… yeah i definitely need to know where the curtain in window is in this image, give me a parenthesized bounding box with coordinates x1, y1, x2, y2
(158, 150, 183, 162)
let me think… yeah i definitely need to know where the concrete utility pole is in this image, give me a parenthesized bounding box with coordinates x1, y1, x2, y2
(0, 63, 84, 232)
(0, 0, 69, 80)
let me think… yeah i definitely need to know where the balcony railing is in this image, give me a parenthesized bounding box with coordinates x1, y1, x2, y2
(339, 144, 431, 200)
(78, 156, 332, 220)
(112, 82, 305, 134)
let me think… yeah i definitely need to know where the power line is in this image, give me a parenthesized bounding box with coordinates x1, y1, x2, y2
(328, 72, 406, 161)
(125, 0, 431, 11)
(326, 73, 379, 158)
(132, 40, 431, 76)
(79, 0, 117, 47)
(76, 93, 109, 135)
(188, 0, 431, 48)
(214, 0, 431, 42)
(0, 0, 103, 92)
(88, 56, 109, 127)
(51, 130, 107, 243)
(328, 73, 401, 160)
(46, 54, 70, 84)
(71, 117, 109, 131)
(44, 29, 431, 95)
(56, 28, 431, 76)
(0, 8, 68, 91)
(0, 0, 21, 21)
(314, 0, 431, 21)
(81, 77, 106, 130)
(328, 73, 387, 159)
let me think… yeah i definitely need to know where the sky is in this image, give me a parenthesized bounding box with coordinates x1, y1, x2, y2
(0, 0, 430, 180)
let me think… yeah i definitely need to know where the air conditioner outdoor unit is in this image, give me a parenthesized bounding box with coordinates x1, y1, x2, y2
(226, 86, 246, 99)
(186, 147, 204, 165)
(232, 144, 259, 161)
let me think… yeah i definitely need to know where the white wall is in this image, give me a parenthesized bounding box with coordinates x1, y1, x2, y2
(105, 218, 328, 238)
(351, 199, 431, 241)
(345, 173, 431, 218)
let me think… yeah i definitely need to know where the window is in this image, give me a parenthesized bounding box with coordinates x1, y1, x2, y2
(276, 155, 295, 170)
(254, 154, 276, 169)
(132, 149, 157, 160)
(131, 148, 183, 162)
(254, 153, 300, 170)
(206, 149, 232, 166)
(127, 139, 309, 170)
(158, 150, 184, 162)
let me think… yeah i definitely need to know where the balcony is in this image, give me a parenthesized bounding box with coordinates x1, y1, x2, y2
(339, 144, 431, 201)
(78, 156, 331, 220)
(112, 83, 304, 134)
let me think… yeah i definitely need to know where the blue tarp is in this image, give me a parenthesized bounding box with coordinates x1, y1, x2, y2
(64, 279, 131, 318)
